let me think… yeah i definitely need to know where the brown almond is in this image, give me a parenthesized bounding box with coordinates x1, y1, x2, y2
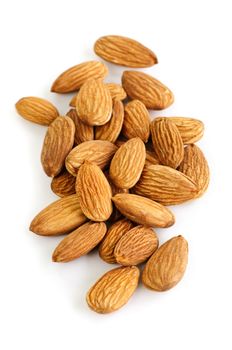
(66, 109, 94, 144)
(168, 117, 204, 144)
(145, 150, 159, 166)
(51, 169, 76, 197)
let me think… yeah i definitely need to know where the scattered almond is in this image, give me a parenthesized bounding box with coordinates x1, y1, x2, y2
(168, 117, 204, 144)
(66, 109, 94, 144)
(51, 169, 76, 197)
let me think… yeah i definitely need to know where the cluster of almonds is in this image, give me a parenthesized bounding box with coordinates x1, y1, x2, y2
(16, 35, 209, 314)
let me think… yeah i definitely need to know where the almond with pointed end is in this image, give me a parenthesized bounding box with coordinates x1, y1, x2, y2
(30, 195, 87, 236)
(41, 116, 75, 177)
(94, 35, 157, 68)
(122, 71, 174, 110)
(112, 193, 175, 228)
(52, 222, 107, 262)
(168, 117, 204, 144)
(51, 169, 76, 197)
(51, 61, 108, 93)
(15, 96, 59, 125)
(142, 236, 188, 291)
(66, 109, 94, 144)
(86, 266, 140, 314)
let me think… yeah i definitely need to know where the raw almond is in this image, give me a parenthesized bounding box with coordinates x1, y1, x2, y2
(114, 226, 159, 266)
(142, 236, 188, 291)
(15, 96, 59, 125)
(94, 35, 157, 68)
(112, 193, 175, 228)
(30, 194, 87, 236)
(51, 60, 108, 93)
(41, 116, 75, 177)
(168, 117, 204, 144)
(86, 266, 140, 313)
(109, 137, 146, 189)
(145, 150, 159, 166)
(122, 71, 174, 110)
(66, 109, 94, 144)
(76, 161, 113, 221)
(52, 222, 107, 262)
(51, 169, 76, 197)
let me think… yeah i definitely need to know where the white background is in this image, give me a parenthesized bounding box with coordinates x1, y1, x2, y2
(0, 0, 231, 349)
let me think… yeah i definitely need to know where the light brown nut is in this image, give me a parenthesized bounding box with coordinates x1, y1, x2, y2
(66, 109, 94, 144)
(150, 117, 184, 168)
(109, 138, 146, 189)
(65, 140, 117, 176)
(99, 219, 134, 264)
(122, 100, 150, 142)
(29, 194, 87, 236)
(51, 61, 108, 93)
(86, 266, 140, 314)
(168, 117, 204, 144)
(112, 193, 175, 228)
(145, 150, 159, 166)
(76, 79, 112, 126)
(142, 236, 188, 291)
(15, 96, 59, 126)
(133, 164, 197, 205)
(95, 100, 124, 143)
(94, 35, 157, 68)
(122, 71, 174, 110)
(51, 169, 76, 197)
(41, 116, 75, 177)
(114, 226, 159, 266)
(76, 161, 113, 221)
(179, 144, 210, 198)
(52, 222, 107, 262)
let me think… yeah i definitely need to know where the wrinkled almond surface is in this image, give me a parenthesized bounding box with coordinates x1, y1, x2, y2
(66, 109, 94, 144)
(51, 169, 76, 197)
(168, 117, 204, 144)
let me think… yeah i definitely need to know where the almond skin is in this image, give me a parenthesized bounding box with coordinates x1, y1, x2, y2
(168, 117, 204, 144)
(142, 236, 188, 291)
(52, 222, 107, 262)
(133, 164, 197, 205)
(99, 219, 134, 264)
(112, 193, 175, 228)
(179, 144, 210, 198)
(145, 150, 159, 167)
(86, 266, 140, 314)
(150, 117, 184, 169)
(66, 109, 94, 144)
(15, 96, 59, 125)
(94, 35, 158, 68)
(30, 195, 87, 236)
(51, 61, 108, 93)
(51, 169, 76, 197)
(41, 116, 75, 177)
(65, 140, 117, 176)
(122, 100, 150, 142)
(122, 71, 174, 110)
(76, 79, 112, 126)
(109, 138, 146, 189)
(114, 226, 159, 266)
(76, 161, 113, 221)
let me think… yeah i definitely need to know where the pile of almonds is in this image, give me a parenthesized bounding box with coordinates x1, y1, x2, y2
(16, 35, 209, 314)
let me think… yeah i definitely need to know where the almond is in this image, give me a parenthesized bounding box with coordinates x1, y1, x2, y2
(51, 61, 108, 93)
(142, 236, 188, 291)
(52, 222, 107, 262)
(41, 116, 75, 177)
(66, 109, 94, 144)
(122, 71, 174, 110)
(112, 193, 175, 228)
(94, 35, 157, 68)
(51, 169, 76, 197)
(145, 150, 159, 166)
(15, 96, 59, 125)
(86, 266, 140, 313)
(168, 117, 204, 144)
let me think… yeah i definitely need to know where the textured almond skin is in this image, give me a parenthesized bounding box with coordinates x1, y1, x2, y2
(142, 236, 188, 291)
(95, 100, 124, 143)
(94, 35, 157, 68)
(145, 150, 159, 166)
(179, 144, 210, 198)
(122, 71, 174, 110)
(114, 226, 159, 266)
(76, 79, 112, 126)
(99, 219, 134, 264)
(52, 222, 107, 262)
(122, 100, 150, 142)
(66, 109, 94, 144)
(112, 193, 175, 228)
(51, 169, 76, 197)
(134, 164, 197, 205)
(15, 96, 59, 125)
(41, 116, 75, 177)
(51, 61, 108, 93)
(76, 162, 113, 221)
(30, 195, 87, 236)
(168, 117, 204, 144)
(86, 266, 140, 314)
(151, 118, 184, 168)
(109, 138, 146, 189)
(65, 140, 117, 176)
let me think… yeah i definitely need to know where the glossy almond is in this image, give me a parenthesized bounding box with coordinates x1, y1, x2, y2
(168, 117, 204, 144)
(66, 109, 94, 144)
(51, 169, 76, 197)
